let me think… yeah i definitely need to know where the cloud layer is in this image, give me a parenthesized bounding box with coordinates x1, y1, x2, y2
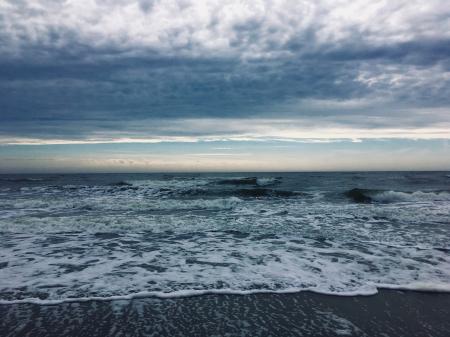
(1, 0, 450, 143)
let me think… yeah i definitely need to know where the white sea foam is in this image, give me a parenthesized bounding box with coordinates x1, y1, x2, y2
(378, 282, 450, 292)
(0, 288, 378, 306)
(3, 282, 450, 306)
(372, 190, 450, 203)
(256, 177, 280, 186)
(1, 229, 449, 304)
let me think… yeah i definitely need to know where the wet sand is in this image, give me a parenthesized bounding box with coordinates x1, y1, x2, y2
(1, 290, 449, 336)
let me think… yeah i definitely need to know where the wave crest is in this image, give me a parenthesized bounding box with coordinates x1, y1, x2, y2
(216, 177, 281, 186)
(345, 188, 450, 203)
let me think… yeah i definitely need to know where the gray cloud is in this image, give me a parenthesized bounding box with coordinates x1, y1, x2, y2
(0, 0, 449, 142)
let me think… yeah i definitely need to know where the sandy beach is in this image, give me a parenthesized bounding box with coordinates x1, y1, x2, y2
(1, 290, 450, 336)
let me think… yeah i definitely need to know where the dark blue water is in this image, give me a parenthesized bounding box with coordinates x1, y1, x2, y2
(0, 172, 449, 304)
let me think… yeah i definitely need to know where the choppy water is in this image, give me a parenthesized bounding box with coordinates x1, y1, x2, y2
(0, 172, 450, 304)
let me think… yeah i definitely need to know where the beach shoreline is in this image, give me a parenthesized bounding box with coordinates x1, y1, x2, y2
(1, 289, 449, 336)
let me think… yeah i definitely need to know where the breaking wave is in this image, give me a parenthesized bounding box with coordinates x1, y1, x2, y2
(345, 188, 450, 203)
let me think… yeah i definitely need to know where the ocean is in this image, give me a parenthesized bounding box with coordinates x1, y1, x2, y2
(1, 172, 450, 336)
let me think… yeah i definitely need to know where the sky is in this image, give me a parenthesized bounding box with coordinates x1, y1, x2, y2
(0, 0, 450, 172)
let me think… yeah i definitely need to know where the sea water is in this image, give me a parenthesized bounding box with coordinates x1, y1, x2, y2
(0, 172, 449, 304)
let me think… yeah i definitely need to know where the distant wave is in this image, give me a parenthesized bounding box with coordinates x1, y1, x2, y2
(108, 181, 139, 191)
(217, 177, 259, 185)
(177, 187, 302, 199)
(235, 188, 300, 198)
(0, 177, 46, 183)
(110, 181, 133, 187)
(256, 177, 282, 186)
(345, 188, 450, 203)
(216, 177, 281, 187)
(344, 188, 375, 203)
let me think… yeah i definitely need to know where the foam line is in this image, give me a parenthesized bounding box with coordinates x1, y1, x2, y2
(2, 283, 450, 306)
(0, 288, 376, 306)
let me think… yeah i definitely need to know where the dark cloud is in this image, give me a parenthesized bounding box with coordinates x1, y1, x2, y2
(0, 0, 449, 142)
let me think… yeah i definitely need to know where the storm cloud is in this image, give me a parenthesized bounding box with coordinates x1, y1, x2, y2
(0, 0, 450, 143)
